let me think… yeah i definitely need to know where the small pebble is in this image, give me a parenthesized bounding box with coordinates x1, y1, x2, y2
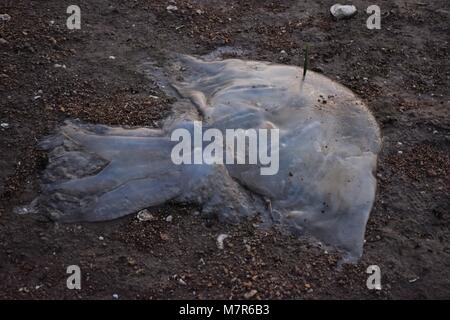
(330, 4, 357, 20)
(216, 234, 229, 250)
(409, 277, 420, 283)
(0, 14, 11, 22)
(244, 289, 257, 299)
(166, 5, 178, 12)
(137, 209, 155, 222)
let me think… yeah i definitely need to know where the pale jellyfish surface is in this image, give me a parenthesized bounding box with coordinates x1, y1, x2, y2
(33, 55, 381, 260)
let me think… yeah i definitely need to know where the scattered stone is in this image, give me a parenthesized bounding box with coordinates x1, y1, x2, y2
(244, 289, 257, 299)
(14, 205, 38, 215)
(0, 14, 11, 22)
(98, 236, 104, 241)
(165, 215, 173, 222)
(127, 257, 136, 266)
(112, 293, 119, 299)
(54, 64, 67, 69)
(160, 232, 169, 241)
(137, 209, 155, 222)
(178, 278, 187, 286)
(109, 55, 116, 60)
(1, 123, 9, 129)
(196, 9, 204, 15)
(398, 150, 403, 155)
(330, 4, 357, 20)
(409, 277, 420, 283)
(166, 5, 178, 12)
(216, 234, 229, 250)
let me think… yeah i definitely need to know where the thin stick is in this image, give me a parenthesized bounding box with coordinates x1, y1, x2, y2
(302, 44, 309, 81)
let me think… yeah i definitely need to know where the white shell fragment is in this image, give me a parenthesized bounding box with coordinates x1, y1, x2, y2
(136, 209, 155, 222)
(330, 4, 357, 20)
(166, 5, 178, 12)
(0, 14, 11, 22)
(217, 234, 229, 250)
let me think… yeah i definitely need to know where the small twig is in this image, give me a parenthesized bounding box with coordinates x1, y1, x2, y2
(302, 44, 309, 81)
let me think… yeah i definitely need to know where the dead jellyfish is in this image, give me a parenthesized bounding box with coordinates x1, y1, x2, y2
(28, 55, 381, 261)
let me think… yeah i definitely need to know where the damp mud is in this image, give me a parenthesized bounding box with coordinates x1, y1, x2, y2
(31, 55, 381, 260)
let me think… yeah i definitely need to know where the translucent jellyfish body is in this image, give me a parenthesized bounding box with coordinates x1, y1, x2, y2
(34, 56, 381, 259)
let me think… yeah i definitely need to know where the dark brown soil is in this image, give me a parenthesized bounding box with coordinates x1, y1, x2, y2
(0, 0, 449, 299)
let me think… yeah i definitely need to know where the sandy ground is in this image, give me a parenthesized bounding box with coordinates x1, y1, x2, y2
(0, 0, 449, 299)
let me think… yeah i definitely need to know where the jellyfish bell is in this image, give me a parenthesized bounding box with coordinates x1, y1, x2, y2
(26, 55, 381, 261)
